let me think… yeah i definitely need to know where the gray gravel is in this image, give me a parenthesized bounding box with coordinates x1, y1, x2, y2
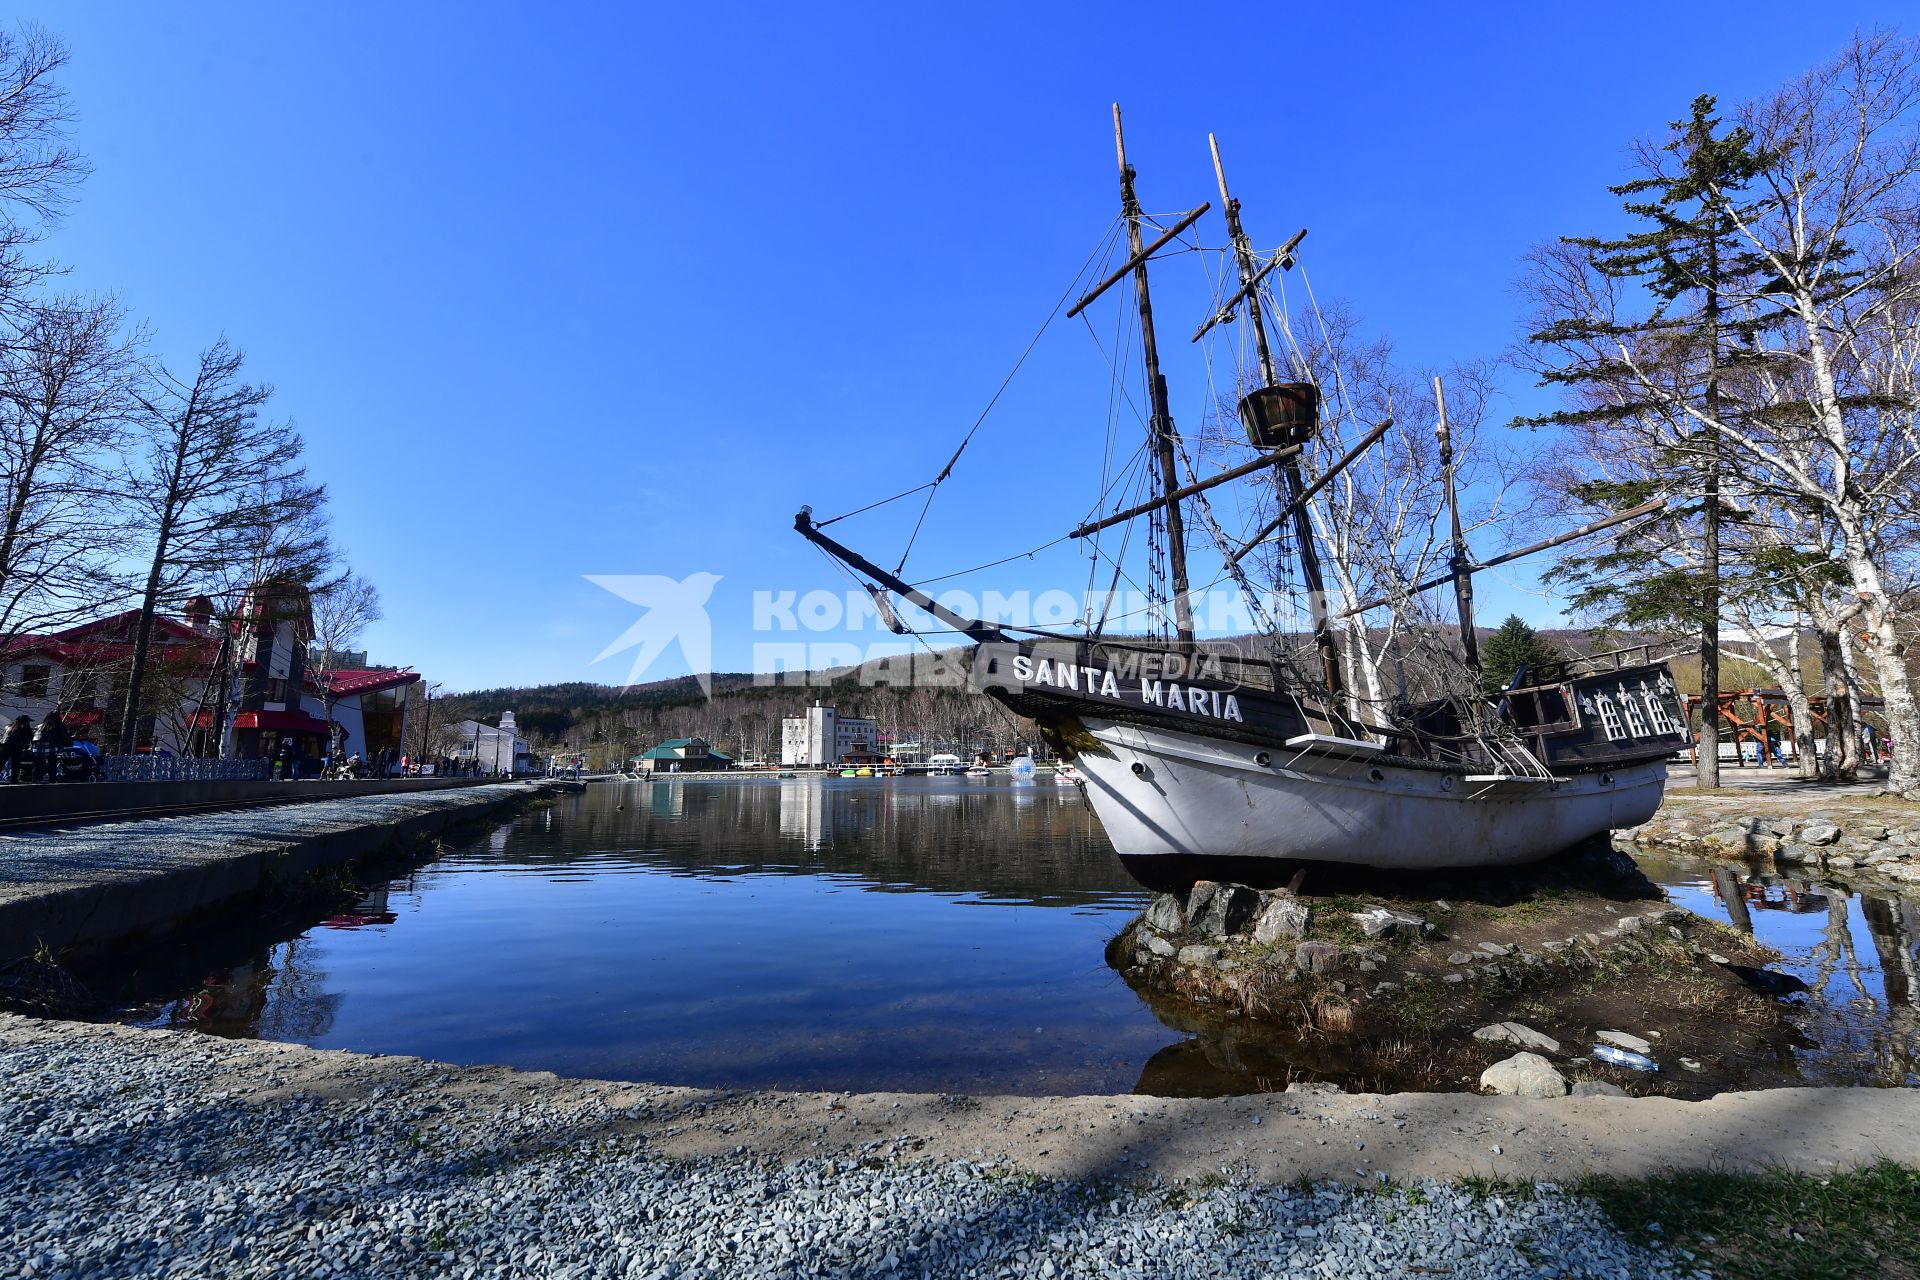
(1, 1035, 1707, 1279)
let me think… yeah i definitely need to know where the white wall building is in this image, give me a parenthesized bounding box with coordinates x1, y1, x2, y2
(456, 711, 533, 775)
(779, 701, 881, 766)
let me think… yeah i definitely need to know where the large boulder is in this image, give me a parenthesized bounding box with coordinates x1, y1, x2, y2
(1187, 881, 1259, 938)
(1480, 1052, 1568, 1099)
(1800, 822, 1842, 846)
(1143, 894, 1185, 934)
(1294, 941, 1345, 975)
(1252, 895, 1310, 943)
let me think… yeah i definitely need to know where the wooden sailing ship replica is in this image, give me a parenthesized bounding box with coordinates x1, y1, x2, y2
(797, 109, 1687, 891)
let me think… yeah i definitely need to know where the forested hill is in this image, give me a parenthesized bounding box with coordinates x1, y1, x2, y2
(429, 651, 1005, 764)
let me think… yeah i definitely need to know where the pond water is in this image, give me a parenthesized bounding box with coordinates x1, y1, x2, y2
(98, 778, 1920, 1095)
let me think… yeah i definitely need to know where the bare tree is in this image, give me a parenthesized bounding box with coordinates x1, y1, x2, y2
(308, 572, 381, 751)
(0, 296, 139, 646)
(116, 341, 326, 753)
(0, 25, 86, 322)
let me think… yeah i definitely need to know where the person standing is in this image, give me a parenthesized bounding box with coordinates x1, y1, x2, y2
(0, 715, 32, 782)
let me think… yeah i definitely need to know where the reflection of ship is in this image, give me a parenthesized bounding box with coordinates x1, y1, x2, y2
(795, 111, 1682, 891)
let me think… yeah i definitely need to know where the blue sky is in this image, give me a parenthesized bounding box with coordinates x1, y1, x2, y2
(17, 3, 1909, 691)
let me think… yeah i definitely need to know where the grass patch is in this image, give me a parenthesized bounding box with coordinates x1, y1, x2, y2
(1578, 1161, 1920, 1280)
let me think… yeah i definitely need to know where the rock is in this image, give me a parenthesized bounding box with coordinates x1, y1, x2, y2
(1441, 972, 1465, 984)
(1284, 1081, 1341, 1096)
(1854, 823, 1889, 840)
(1800, 822, 1842, 846)
(1293, 941, 1345, 975)
(1706, 825, 1751, 849)
(1774, 842, 1814, 865)
(1447, 951, 1474, 965)
(1351, 907, 1426, 939)
(1176, 944, 1222, 967)
(1479, 1052, 1567, 1099)
(1570, 1081, 1628, 1098)
(1143, 895, 1185, 934)
(1612, 916, 1642, 934)
(1144, 934, 1176, 958)
(1477, 942, 1515, 957)
(1251, 895, 1310, 943)
(1828, 855, 1858, 869)
(1597, 1029, 1652, 1054)
(1188, 882, 1259, 938)
(1472, 1022, 1561, 1054)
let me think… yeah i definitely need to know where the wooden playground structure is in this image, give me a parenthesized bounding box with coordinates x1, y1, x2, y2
(1681, 687, 1888, 767)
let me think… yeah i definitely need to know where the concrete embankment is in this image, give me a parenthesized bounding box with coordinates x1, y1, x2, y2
(0, 780, 571, 964)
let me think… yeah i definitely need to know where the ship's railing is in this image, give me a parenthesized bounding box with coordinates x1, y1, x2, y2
(1537, 642, 1678, 682)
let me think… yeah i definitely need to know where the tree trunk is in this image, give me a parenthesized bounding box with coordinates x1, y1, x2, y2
(1819, 625, 1859, 782)
(1734, 617, 1819, 779)
(116, 561, 165, 755)
(1794, 297, 1920, 795)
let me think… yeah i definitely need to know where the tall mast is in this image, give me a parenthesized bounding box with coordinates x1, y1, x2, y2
(1432, 376, 1480, 672)
(1113, 104, 1195, 655)
(1209, 133, 1341, 699)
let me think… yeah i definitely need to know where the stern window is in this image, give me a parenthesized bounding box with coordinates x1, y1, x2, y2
(1595, 695, 1626, 742)
(1619, 688, 1650, 737)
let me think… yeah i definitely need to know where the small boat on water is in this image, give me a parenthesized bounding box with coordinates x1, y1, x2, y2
(964, 766, 992, 778)
(796, 109, 1682, 890)
(1052, 764, 1084, 786)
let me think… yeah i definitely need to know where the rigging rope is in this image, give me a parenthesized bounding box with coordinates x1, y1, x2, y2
(885, 221, 1125, 573)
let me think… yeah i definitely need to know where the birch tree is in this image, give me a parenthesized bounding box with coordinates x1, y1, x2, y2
(1526, 35, 1920, 797)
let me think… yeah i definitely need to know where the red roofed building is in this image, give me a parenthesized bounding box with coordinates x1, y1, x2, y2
(2, 578, 421, 766)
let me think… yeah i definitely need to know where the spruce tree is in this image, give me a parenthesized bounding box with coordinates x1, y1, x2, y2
(1479, 615, 1561, 695)
(1521, 96, 1771, 786)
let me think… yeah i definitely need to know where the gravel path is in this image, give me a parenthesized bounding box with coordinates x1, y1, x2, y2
(0, 1023, 1711, 1279)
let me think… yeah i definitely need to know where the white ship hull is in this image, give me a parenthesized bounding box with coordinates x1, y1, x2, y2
(1073, 717, 1666, 886)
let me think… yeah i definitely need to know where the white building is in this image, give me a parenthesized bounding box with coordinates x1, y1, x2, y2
(779, 701, 882, 767)
(456, 711, 533, 775)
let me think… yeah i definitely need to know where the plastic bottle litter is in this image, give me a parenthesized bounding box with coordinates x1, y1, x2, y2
(1592, 1043, 1660, 1072)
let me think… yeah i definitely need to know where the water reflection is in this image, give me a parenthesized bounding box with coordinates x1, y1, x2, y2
(1645, 851, 1920, 1086)
(98, 781, 1920, 1096)
(105, 778, 1161, 1095)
